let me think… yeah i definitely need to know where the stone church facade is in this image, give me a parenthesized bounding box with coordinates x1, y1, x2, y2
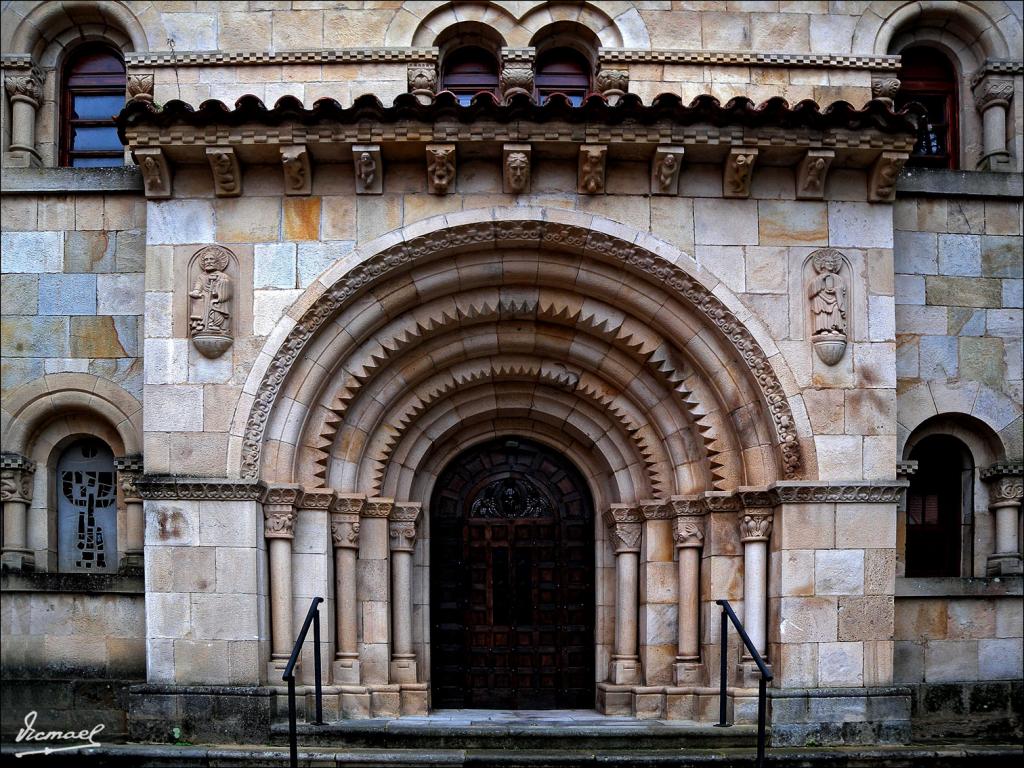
(1, 0, 1021, 748)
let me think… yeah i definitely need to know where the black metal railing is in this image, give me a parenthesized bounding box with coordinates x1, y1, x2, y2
(714, 598, 772, 768)
(284, 596, 324, 768)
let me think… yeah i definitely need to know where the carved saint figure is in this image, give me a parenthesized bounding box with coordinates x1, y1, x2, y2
(189, 246, 233, 337)
(427, 147, 455, 192)
(357, 152, 377, 189)
(505, 151, 529, 192)
(656, 153, 678, 191)
(808, 249, 847, 337)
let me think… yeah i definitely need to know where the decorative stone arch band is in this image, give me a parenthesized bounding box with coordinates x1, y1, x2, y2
(234, 212, 804, 482)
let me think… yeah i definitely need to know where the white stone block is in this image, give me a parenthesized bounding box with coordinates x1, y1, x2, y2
(814, 434, 863, 480)
(216, 547, 259, 595)
(695, 245, 745, 292)
(147, 593, 191, 639)
(1, 231, 63, 273)
(188, 345, 233, 383)
(298, 241, 354, 288)
(254, 289, 303, 336)
(199, 501, 259, 548)
(924, 640, 978, 682)
(192, 593, 259, 641)
(145, 292, 173, 337)
(895, 274, 925, 305)
(829, 202, 893, 249)
(868, 295, 895, 341)
(162, 13, 218, 51)
(145, 339, 189, 384)
(147, 638, 176, 683)
(144, 502, 199, 547)
(937, 234, 982, 277)
(818, 641, 863, 686)
(147, 200, 215, 245)
(694, 199, 758, 245)
(97, 273, 145, 315)
(254, 242, 297, 289)
(894, 231, 937, 275)
(815, 549, 865, 596)
(143, 385, 204, 431)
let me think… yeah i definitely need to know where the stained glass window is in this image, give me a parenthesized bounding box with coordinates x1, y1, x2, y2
(57, 439, 117, 572)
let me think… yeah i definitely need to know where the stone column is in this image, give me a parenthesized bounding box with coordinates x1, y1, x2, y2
(0, 453, 35, 571)
(331, 494, 363, 682)
(737, 500, 774, 657)
(605, 504, 643, 684)
(972, 74, 1014, 171)
(672, 498, 706, 684)
(982, 464, 1023, 576)
(360, 497, 393, 686)
(3, 68, 43, 167)
(388, 502, 421, 684)
(114, 455, 144, 569)
(262, 484, 300, 678)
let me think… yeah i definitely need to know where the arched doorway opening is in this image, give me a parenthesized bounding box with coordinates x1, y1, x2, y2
(430, 437, 595, 709)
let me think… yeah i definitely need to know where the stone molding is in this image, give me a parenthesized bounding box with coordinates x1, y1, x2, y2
(598, 49, 900, 70)
(896, 460, 918, 478)
(670, 496, 708, 517)
(136, 477, 265, 500)
(0, 453, 35, 504)
(363, 497, 394, 518)
(772, 481, 908, 503)
(297, 490, 334, 511)
(114, 455, 144, 502)
(332, 494, 366, 515)
(604, 505, 643, 554)
(125, 48, 438, 68)
(970, 58, 1024, 88)
(236, 217, 803, 482)
(639, 499, 672, 520)
(739, 488, 778, 508)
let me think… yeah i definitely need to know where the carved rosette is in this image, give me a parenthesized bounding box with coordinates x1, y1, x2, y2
(807, 247, 849, 365)
(500, 66, 534, 101)
(674, 517, 705, 548)
(425, 144, 456, 194)
(281, 145, 311, 196)
(353, 144, 383, 195)
(724, 147, 758, 198)
(389, 502, 421, 553)
(604, 505, 642, 554)
(796, 149, 834, 200)
(596, 68, 629, 105)
(113, 455, 144, 503)
(407, 64, 437, 104)
(738, 511, 773, 543)
(651, 147, 685, 195)
(188, 244, 236, 359)
(363, 497, 394, 518)
(127, 73, 155, 102)
(0, 454, 36, 504)
(133, 147, 171, 198)
(973, 76, 1014, 112)
(262, 485, 300, 539)
(4, 67, 44, 106)
(871, 76, 900, 104)
(207, 146, 242, 197)
(868, 151, 907, 203)
(578, 145, 607, 194)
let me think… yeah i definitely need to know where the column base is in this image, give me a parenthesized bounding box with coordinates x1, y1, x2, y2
(0, 550, 35, 572)
(986, 552, 1023, 576)
(674, 657, 705, 686)
(609, 655, 641, 685)
(389, 655, 418, 684)
(978, 152, 1013, 172)
(369, 684, 402, 717)
(3, 148, 41, 169)
(400, 682, 429, 715)
(267, 655, 290, 681)
(340, 685, 371, 718)
(596, 683, 635, 715)
(739, 658, 772, 688)
(332, 654, 361, 684)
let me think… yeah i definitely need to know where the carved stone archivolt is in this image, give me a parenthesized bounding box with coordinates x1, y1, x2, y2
(807, 248, 849, 366)
(281, 145, 311, 196)
(188, 245, 236, 359)
(425, 144, 455, 194)
(503, 144, 531, 194)
(578, 145, 607, 194)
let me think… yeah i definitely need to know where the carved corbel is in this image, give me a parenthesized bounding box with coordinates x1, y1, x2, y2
(388, 502, 421, 553)
(207, 146, 242, 198)
(127, 73, 155, 103)
(280, 145, 311, 196)
(651, 146, 685, 195)
(425, 144, 455, 194)
(596, 68, 629, 105)
(578, 144, 607, 194)
(502, 143, 531, 194)
(868, 151, 906, 202)
(408, 64, 438, 105)
(871, 75, 901, 106)
(353, 144, 382, 195)
(724, 147, 758, 198)
(133, 148, 172, 199)
(795, 149, 834, 200)
(262, 485, 301, 539)
(114, 455, 144, 503)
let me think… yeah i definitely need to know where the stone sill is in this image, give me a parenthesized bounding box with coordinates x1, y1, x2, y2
(0, 568, 144, 594)
(895, 575, 1023, 598)
(0, 166, 143, 194)
(896, 167, 1023, 199)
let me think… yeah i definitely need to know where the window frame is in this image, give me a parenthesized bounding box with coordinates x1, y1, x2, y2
(896, 46, 960, 170)
(534, 47, 592, 106)
(59, 43, 127, 168)
(440, 46, 500, 106)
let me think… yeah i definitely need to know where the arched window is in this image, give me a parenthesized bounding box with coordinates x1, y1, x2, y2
(60, 44, 126, 167)
(535, 47, 591, 106)
(441, 46, 499, 106)
(905, 435, 972, 577)
(896, 46, 958, 169)
(57, 438, 117, 572)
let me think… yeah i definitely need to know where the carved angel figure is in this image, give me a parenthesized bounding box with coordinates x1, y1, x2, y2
(808, 249, 847, 337)
(189, 247, 233, 336)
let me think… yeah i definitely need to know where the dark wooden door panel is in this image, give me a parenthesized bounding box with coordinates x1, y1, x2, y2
(430, 437, 595, 709)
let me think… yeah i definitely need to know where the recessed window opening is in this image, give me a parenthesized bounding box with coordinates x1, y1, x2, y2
(896, 46, 958, 169)
(905, 435, 972, 577)
(441, 46, 499, 106)
(534, 47, 591, 106)
(61, 44, 126, 168)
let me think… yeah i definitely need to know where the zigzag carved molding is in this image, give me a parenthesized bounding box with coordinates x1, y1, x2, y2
(242, 220, 801, 481)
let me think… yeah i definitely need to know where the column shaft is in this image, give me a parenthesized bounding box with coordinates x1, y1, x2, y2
(388, 502, 420, 684)
(330, 495, 363, 683)
(336, 547, 358, 655)
(742, 539, 768, 656)
(605, 505, 642, 685)
(9, 98, 36, 150)
(269, 537, 294, 664)
(678, 547, 701, 659)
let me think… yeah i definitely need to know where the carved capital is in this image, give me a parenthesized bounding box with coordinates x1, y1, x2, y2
(796, 149, 834, 200)
(578, 144, 607, 194)
(703, 492, 742, 513)
(281, 145, 311, 195)
(389, 503, 420, 552)
(868, 151, 906, 203)
(262, 484, 300, 539)
(332, 493, 366, 516)
(353, 144, 382, 195)
(127, 73, 155, 102)
(724, 147, 757, 198)
(425, 144, 455, 194)
(671, 496, 707, 517)
(331, 513, 360, 549)
(4, 67, 43, 105)
(133, 148, 171, 198)
(871, 76, 901, 102)
(674, 516, 705, 548)
(0, 453, 35, 504)
(503, 144, 531, 194)
(651, 146, 684, 195)
(973, 75, 1014, 111)
(114, 454, 144, 502)
(407, 64, 437, 100)
(298, 489, 334, 511)
(982, 463, 1023, 505)
(604, 504, 642, 553)
(738, 511, 773, 542)
(207, 146, 242, 197)
(363, 496, 394, 518)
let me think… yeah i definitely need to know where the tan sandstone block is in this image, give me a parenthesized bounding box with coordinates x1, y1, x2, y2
(777, 503, 834, 550)
(838, 595, 894, 641)
(835, 503, 896, 549)
(758, 200, 827, 245)
(284, 197, 321, 241)
(895, 599, 947, 640)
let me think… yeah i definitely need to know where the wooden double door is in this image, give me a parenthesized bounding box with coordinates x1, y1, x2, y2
(430, 438, 595, 709)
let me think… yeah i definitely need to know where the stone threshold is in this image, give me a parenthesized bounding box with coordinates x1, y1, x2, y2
(2, 743, 1020, 767)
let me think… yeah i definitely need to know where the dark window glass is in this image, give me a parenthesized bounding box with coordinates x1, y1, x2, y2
(535, 48, 590, 106)
(896, 46, 958, 169)
(441, 47, 499, 106)
(905, 435, 970, 577)
(61, 45, 126, 168)
(57, 439, 117, 573)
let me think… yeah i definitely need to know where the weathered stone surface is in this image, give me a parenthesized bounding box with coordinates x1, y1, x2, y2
(64, 231, 116, 273)
(1, 231, 63, 273)
(829, 202, 892, 249)
(147, 201, 215, 245)
(838, 595, 895, 641)
(818, 641, 863, 686)
(937, 234, 981, 276)
(1, 316, 69, 357)
(925, 276, 1003, 308)
(1, 274, 38, 314)
(254, 242, 297, 289)
(918, 335, 958, 378)
(96, 274, 145, 315)
(70, 316, 136, 357)
(37, 273, 96, 316)
(815, 549, 864, 596)
(959, 336, 1006, 388)
(694, 198, 758, 245)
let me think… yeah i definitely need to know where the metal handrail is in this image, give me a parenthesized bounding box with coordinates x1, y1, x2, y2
(714, 598, 773, 768)
(284, 596, 324, 768)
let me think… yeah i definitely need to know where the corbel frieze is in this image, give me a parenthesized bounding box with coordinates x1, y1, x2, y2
(724, 147, 757, 198)
(651, 146, 684, 195)
(867, 151, 906, 202)
(795, 149, 834, 200)
(207, 146, 242, 197)
(133, 147, 171, 198)
(281, 145, 311, 195)
(353, 144, 382, 195)
(578, 145, 607, 194)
